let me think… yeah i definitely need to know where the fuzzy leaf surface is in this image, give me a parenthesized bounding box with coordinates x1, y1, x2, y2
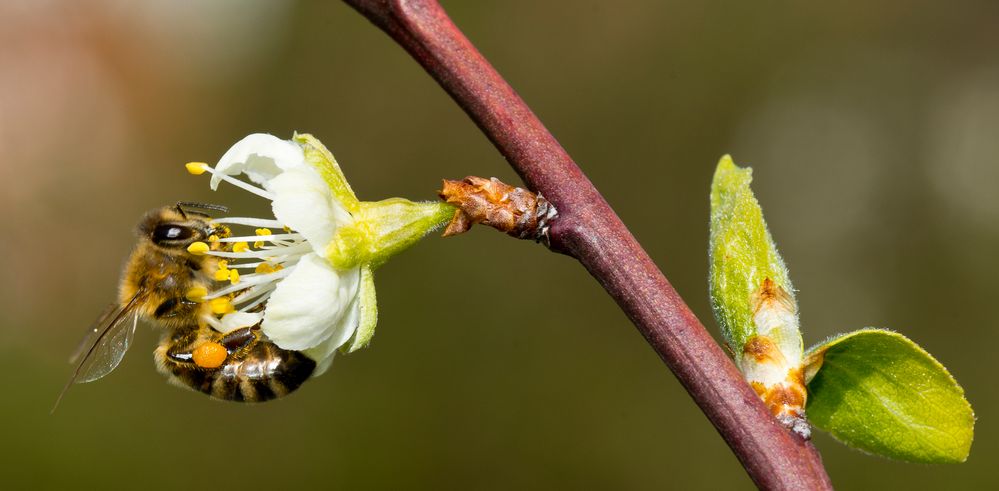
(709, 155, 795, 350)
(806, 329, 974, 463)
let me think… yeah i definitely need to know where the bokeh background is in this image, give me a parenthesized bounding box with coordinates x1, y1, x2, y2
(2, 0, 996, 488)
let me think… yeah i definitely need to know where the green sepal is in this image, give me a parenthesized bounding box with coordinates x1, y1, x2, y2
(805, 328, 974, 463)
(345, 265, 378, 353)
(326, 198, 455, 270)
(709, 155, 795, 350)
(294, 132, 361, 214)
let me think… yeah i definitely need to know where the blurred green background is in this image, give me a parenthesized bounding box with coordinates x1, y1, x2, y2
(1, 0, 995, 488)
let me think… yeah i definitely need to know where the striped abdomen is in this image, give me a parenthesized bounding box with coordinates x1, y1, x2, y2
(157, 331, 316, 402)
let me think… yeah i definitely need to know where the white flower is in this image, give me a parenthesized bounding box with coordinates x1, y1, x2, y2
(186, 133, 364, 373)
(185, 133, 455, 374)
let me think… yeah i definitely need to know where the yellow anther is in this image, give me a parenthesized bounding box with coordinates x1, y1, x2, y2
(187, 242, 210, 255)
(214, 268, 231, 282)
(232, 242, 250, 253)
(208, 234, 220, 243)
(185, 286, 208, 302)
(229, 269, 240, 284)
(216, 260, 229, 269)
(185, 162, 208, 175)
(209, 297, 235, 315)
(252, 229, 271, 249)
(255, 263, 275, 274)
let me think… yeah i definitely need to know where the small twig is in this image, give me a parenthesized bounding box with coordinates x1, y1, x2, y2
(342, 1, 832, 488)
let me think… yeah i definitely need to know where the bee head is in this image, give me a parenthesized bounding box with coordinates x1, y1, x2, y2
(139, 207, 213, 249)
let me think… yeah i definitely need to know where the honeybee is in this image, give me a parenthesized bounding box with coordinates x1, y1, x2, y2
(54, 203, 315, 410)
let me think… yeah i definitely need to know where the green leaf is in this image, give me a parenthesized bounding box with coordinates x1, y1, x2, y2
(805, 329, 974, 463)
(709, 155, 796, 350)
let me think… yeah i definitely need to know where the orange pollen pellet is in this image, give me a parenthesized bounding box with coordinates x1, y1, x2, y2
(192, 342, 227, 369)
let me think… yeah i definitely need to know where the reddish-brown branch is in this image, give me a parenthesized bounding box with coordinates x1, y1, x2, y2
(342, 1, 832, 488)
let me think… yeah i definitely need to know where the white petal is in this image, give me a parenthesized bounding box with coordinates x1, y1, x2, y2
(212, 133, 305, 190)
(261, 253, 360, 351)
(216, 311, 263, 334)
(303, 292, 360, 376)
(270, 165, 354, 256)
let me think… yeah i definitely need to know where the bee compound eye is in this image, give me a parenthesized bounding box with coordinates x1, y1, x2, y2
(152, 224, 195, 244)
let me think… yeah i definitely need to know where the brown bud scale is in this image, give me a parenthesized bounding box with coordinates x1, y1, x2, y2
(439, 176, 557, 244)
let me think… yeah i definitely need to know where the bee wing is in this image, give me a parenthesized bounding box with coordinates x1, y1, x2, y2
(74, 306, 140, 383)
(68, 302, 119, 365)
(52, 291, 144, 412)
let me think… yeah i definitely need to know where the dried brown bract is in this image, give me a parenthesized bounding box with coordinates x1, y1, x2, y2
(439, 176, 557, 243)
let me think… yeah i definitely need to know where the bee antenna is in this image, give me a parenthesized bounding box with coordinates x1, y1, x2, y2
(175, 202, 230, 216)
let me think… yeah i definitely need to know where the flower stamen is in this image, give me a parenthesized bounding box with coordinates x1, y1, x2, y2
(203, 267, 295, 300)
(232, 283, 279, 312)
(185, 162, 208, 175)
(187, 242, 210, 255)
(216, 233, 302, 244)
(209, 297, 235, 315)
(254, 262, 280, 274)
(185, 286, 208, 303)
(212, 217, 286, 228)
(189, 163, 274, 200)
(201, 314, 223, 331)
(202, 242, 312, 260)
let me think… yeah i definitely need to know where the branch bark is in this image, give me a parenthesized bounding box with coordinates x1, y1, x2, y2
(342, 1, 833, 488)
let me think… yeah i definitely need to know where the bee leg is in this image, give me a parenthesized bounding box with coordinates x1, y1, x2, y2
(156, 330, 218, 396)
(165, 327, 261, 369)
(217, 326, 261, 358)
(163, 329, 202, 366)
(153, 297, 199, 320)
